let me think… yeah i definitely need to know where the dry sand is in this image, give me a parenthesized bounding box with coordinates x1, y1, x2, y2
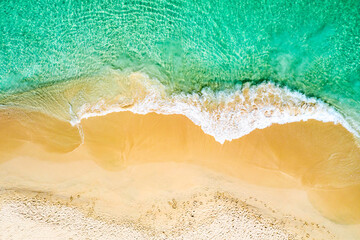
(0, 109, 359, 239)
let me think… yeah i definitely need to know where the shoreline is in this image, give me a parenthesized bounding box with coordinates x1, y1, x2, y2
(1, 71, 358, 143)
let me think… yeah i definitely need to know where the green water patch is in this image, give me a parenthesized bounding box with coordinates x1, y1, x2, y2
(0, 0, 359, 130)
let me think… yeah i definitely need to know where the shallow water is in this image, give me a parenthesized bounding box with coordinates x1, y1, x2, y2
(1, 0, 359, 133)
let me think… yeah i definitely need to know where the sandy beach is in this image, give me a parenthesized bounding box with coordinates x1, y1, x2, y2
(0, 109, 359, 239)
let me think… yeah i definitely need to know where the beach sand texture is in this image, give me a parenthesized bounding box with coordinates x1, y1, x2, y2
(0, 109, 359, 239)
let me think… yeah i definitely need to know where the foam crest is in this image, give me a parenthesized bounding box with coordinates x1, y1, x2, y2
(73, 72, 355, 143)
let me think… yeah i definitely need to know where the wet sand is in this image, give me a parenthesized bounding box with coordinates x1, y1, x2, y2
(0, 109, 359, 239)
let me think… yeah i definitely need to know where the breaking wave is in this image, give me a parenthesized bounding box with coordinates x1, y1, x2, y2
(70, 72, 356, 143)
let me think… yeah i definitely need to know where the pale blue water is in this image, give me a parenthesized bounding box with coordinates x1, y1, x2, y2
(0, 0, 359, 131)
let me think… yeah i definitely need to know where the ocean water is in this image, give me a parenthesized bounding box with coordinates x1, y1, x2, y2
(0, 0, 359, 139)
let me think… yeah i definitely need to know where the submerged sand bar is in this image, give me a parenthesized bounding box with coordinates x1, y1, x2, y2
(0, 109, 360, 239)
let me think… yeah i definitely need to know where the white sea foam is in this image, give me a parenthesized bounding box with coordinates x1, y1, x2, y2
(70, 72, 356, 143)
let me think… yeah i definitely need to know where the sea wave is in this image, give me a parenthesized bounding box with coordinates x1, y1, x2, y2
(70, 72, 356, 143)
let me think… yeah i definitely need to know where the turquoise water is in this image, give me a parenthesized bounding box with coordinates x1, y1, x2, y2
(0, 0, 359, 132)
